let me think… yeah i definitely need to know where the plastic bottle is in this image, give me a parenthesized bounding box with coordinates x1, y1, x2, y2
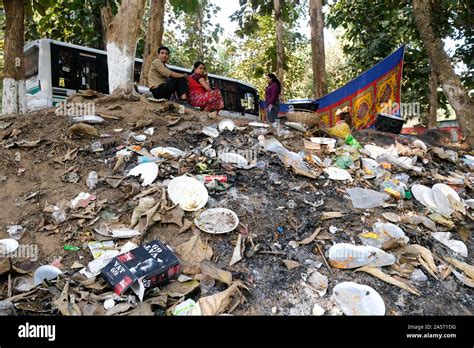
(52, 207, 66, 223)
(86, 171, 98, 190)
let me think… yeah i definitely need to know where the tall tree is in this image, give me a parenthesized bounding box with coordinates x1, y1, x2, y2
(309, 0, 327, 99)
(273, 0, 285, 99)
(412, 0, 474, 147)
(2, 0, 26, 115)
(105, 0, 146, 93)
(140, 0, 165, 86)
(427, 59, 438, 128)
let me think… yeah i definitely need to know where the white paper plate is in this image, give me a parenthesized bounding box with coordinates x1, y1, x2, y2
(324, 167, 352, 181)
(127, 162, 159, 186)
(0, 238, 19, 253)
(34, 265, 63, 285)
(411, 184, 436, 208)
(194, 208, 239, 234)
(167, 176, 209, 211)
(333, 282, 385, 316)
(150, 147, 186, 158)
(432, 183, 460, 202)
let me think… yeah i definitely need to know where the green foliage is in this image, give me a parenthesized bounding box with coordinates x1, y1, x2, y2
(166, 0, 224, 72)
(25, 0, 112, 49)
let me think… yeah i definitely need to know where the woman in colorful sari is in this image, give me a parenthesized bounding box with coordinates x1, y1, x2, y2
(188, 61, 224, 113)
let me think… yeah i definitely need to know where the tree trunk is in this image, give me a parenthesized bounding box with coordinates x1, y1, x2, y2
(106, 0, 146, 94)
(139, 0, 165, 86)
(100, 3, 114, 49)
(427, 59, 438, 128)
(309, 0, 327, 99)
(412, 0, 474, 147)
(273, 0, 284, 100)
(2, 0, 26, 116)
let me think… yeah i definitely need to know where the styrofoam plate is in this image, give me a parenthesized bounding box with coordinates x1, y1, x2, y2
(34, 265, 63, 285)
(332, 282, 385, 316)
(167, 176, 209, 211)
(0, 238, 19, 253)
(194, 208, 239, 234)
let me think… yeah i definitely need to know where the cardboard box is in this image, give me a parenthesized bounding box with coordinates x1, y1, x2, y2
(101, 240, 180, 300)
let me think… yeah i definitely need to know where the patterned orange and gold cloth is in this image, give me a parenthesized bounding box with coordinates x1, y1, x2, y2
(316, 45, 405, 129)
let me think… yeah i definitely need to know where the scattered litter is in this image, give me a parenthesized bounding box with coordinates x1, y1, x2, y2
(332, 282, 385, 315)
(194, 208, 239, 234)
(218, 152, 248, 168)
(72, 115, 104, 124)
(7, 225, 25, 240)
(431, 232, 468, 257)
(127, 163, 159, 186)
(411, 269, 428, 282)
(34, 265, 63, 285)
(150, 146, 185, 159)
(0, 239, 19, 253)
(202, 126, 219, 138)
(323, 167, 352, 181)
(218, 119, 235, 132)
(347, 188, 388, 209)
(167, 176, 209, 211)
(307, 270, 328, 296)
(328, 243, 396, 268)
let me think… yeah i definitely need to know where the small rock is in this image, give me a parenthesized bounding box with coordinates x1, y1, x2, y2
(312, 303, 325, 316)
(271, 307, 277, 314)
(283, 259, 300, 270)
(329, 226, 338, 234)
(411, 269, 428, 282)
(0, 300, 16, 316)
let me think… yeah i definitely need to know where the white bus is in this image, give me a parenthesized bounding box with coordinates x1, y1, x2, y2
(24, 39, 260, 118)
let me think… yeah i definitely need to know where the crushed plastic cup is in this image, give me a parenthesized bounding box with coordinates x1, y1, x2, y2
(7, 225, 25, 240)
(218, 152, 248, 168)
(86, 171, 98, 190)
(328, 243, 396, 269)
(52, 207, 67, 223)
(347, 188, 388, 209)
(202, 126, 219, 138)
(218, 119, 235, 132)
(431, 232, 468, 257)
(332, 282, 385, 316)
(359, 222, 409, 249)
(90, 141, 104, 152)
(34, 265, 63, 285)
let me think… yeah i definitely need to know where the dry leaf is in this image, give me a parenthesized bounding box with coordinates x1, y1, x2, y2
(296, 227, 321, 245)
(176, 234, 213, 267)
(321, 212, 344, 220)
(178, 219, 193, 234)
(145, 295, 168, 308)
(106, 302, 131, 316)
(127, 302, 154, 316)
(197, 282, 242, 315)
(179, 261, 202, 275)
(53, 281, 82, 316)
(161, 206, 184, 227)
(410, 245, 438, 279)
(356, 266, 420, 296)
(229, 234, 243, 266)
(451, 269, 474, 288)
(443, 257, 474, 279)
(201, 260, 232, 286)
(0, 258, 11, 276)
(382, 212, 401, 223)
(447, 195, 466, 215)
(457, 225, 471, 242)
(69, 123, 99, 137)
(428, 214, 454, 229)
(162, 280, 200, 297)
(283, 259, 300, 270)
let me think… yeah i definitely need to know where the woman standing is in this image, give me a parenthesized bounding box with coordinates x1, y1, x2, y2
(188, 61, 224, 112)
(264, 73, 281, 123)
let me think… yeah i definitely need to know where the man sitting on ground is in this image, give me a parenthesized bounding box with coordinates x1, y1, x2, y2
(148, 46, 190, 106)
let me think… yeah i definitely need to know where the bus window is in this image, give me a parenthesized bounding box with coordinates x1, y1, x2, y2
(24, 47, 39, 79)
(134, 61, 142, 83)
(240, 91, 255, 114)
(56, 46, 76, 89)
